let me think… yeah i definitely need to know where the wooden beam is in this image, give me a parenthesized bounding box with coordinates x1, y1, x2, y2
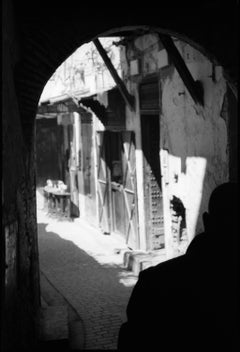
(93, 38, 135, 111)
(227, 81, 238, 100)
(159, 34, 204, 106)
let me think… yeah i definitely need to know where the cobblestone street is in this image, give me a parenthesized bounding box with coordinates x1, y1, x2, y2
(37, 191, 137, 350)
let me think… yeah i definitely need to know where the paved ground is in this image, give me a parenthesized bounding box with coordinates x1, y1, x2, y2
(37, 190, 138, 350)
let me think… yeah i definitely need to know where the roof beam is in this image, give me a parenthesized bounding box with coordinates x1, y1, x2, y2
(159, 33, 204, 107)
(93, 38, 135, 111)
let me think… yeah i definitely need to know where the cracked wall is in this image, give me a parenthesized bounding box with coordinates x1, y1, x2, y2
(122, 33, 233, 256)
(160, 42, 229, 252)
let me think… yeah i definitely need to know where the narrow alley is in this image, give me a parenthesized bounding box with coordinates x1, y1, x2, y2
(3, 2, 238, 350)
(37, 190, 137, 350)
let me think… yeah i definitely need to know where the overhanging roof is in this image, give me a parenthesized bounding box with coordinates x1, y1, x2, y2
(38, 84, 118, 116)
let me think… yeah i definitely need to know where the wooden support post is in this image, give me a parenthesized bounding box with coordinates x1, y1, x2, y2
(93, 38, 135, 111)
(159, 34, 204, 106)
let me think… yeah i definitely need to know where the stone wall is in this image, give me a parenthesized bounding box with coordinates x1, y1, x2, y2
(2, 0, 40, 349)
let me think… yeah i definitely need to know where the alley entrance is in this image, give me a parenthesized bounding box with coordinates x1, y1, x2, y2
(35, 27, 238, 351)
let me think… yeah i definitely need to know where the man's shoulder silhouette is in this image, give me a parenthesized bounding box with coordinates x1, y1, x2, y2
(134, 232, 207, 294)
(134, 252, 188, 293)
(118, 183, 238, 351)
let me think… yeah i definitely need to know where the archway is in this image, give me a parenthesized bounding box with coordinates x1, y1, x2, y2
(3, 1, 238, 349)
(35, 26, 237, 348)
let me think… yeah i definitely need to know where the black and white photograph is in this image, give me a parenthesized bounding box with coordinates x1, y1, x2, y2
(2, 1, 238, 351)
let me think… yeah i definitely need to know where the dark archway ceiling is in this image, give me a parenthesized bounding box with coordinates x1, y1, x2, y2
(12, 0, 238, 140)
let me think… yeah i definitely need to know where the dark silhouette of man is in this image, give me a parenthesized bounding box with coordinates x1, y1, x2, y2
(118, 182, 238, 351)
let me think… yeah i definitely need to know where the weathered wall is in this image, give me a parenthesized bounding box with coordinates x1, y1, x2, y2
(72, 33, 236, 255)
(122, 34, 236, 257)
(160, 42, 230, 255)
(2, 0, 40, 349)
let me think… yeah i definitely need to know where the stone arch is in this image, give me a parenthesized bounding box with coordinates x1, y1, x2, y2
(13, 3, 238, 146)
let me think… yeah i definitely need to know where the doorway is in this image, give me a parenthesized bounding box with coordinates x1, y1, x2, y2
(96, 130, 139, 249)
(140, 78, 164, 251)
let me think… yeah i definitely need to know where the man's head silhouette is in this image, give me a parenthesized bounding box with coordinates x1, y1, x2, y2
(203, 182, 238, 243)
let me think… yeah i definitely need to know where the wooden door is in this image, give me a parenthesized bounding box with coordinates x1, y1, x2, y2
(96, 131, 111, 234)
(121, 131, 139, 249)
(141, 114, 164, 250)
(108, 132, 126, 236)
(107, 131, 139, 249)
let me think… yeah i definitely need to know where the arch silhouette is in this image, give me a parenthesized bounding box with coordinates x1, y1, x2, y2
(13, 3, 238, 145)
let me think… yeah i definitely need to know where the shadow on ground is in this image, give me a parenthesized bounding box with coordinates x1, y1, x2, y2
(38, 223, 137, 350)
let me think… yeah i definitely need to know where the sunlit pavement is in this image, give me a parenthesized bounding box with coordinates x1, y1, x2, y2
(36, 190, 137, 350)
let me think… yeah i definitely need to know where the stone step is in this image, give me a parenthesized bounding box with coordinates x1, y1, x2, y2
(37, 338, 69, 351)
(38, 304, 85, 350)
(39, 305, 69, 342)
(124, 249, 167, 276)
(39, 270, 85, 350)
(68, 321, 85, 350)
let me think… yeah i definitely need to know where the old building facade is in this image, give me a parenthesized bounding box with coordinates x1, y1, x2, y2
(37, 32, 237, 260)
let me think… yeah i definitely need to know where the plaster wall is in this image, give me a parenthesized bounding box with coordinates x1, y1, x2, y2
(76, 33, 232, 254)
(123, 34, 230, 256)
(160, 44, 229, 254)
